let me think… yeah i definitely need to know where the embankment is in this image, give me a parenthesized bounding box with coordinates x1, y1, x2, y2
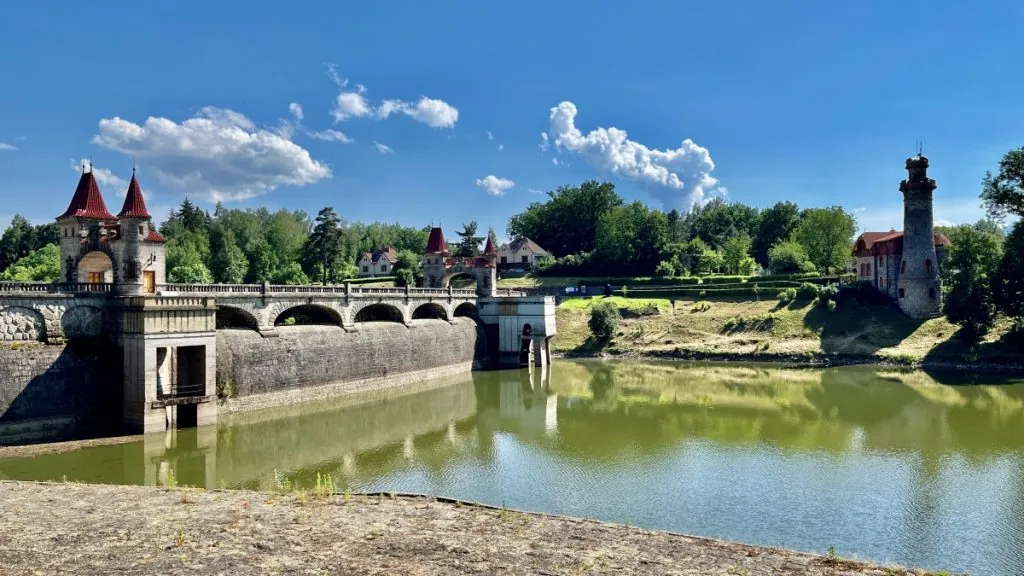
(0, 341, 121, 444)
(0, 481, 936, 575)
(216, 318, 487, 413)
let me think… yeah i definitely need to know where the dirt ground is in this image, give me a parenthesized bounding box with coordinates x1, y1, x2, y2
(0, 481, 938, 576)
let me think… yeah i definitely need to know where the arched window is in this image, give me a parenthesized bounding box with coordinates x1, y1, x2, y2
(925, 259, 932, 274)
(898, 288, 905, 298)
(901, 260, 907, 274)
(929, 288, 936, 299)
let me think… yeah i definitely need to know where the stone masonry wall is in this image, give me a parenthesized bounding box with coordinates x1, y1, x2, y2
(216, 319, 487, 413)
(0, 342, 121, 444)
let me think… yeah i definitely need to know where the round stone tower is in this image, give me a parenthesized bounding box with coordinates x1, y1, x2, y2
(897, 155, 942, 318)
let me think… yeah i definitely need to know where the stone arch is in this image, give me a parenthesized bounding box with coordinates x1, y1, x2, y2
(411, 302, 448, 321)
(61, 305, 103, 339)
(0, 306, 46, 342)
(453, 302, 479, 319)
(444, 271, 477, 289)
(354, 302, 405, 323)
(216, 305, 260, 330)
(274, 304, 345, 327)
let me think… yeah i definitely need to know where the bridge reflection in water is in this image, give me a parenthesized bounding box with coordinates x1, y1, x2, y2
(2, 362, 1024, 575)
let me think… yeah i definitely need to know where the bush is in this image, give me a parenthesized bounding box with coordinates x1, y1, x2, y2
(654, 260, 677, 277)
(827, 299, 837, 313)
(778, 287, 797, 303)
(588, 301, 621, 342)
(797, 282, 820, 300)
(723, 312, 778, 332)
(394, 268, 417, 287)
(818, 284, 840, 307)
(768, 241, 817, 275)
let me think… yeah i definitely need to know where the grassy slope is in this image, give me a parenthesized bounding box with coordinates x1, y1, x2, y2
(552, 296, 1021, 364)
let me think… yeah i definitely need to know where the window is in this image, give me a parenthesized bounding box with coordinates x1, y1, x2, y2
(521, 255, 529, 264)
(929, 288, 936, 299)
(901, 260, 907, 274)
(866, 263, 871, 275)
(362, 266, 368, 273)
(898, 288, 905, 298)
(500, 256, 507, 264)
(138, 226, 144, 235)
(925, 259, 932, 274)
(381, 265, 388, 272)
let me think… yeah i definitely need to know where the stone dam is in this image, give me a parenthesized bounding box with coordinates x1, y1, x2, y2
(0, 282, 557, 445)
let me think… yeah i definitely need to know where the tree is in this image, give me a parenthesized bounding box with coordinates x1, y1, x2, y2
(247, 238, 279, 283)
(688, 199, 760, 250)
(392, 250, 422, 287)
(306, 207, 342, 284)
(454, 221, 483, 257)
(721, 234, 753, 275)
(209, 226, 249, 284)
(752, 201, 801, 266)
(507, 180, 623, 256)
(593, 202, 668, 275)
(0, 244, 60, 282)
(666, 209, 682, 242)
(793, 207, 857, 273)
(167, 240, 213, 284)
(486, 227, 498, 246)
(272, 262, 310, 285)
(0, 215, 37, 273)
(942, 223, 1003, 340)
(588, 301, 620, 342)
(994, 222, 1024, 321)
(980, 147, 1024, 221)
(768, 241, 816, 274)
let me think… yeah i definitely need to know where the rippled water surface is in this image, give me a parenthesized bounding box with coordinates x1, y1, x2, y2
(3, 361, 1024, 575)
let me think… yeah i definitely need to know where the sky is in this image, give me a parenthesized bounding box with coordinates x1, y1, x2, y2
(1, 1, 1022, 241)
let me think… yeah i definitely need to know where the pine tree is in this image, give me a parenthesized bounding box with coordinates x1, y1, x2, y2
(454, 221, 483, 257)
(307, 207, 342, 284)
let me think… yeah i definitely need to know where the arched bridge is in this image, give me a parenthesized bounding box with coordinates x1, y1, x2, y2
(0, 281, 524, 341)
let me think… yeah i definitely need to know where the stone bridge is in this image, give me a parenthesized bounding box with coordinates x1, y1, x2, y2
(0, 281, 525, 342)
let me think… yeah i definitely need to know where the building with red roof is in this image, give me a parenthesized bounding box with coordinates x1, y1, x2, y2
(57, 166, 166, 293)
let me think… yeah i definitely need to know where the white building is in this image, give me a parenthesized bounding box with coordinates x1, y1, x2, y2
(496, 238, 550, 269)
(358, 247, 398, 277)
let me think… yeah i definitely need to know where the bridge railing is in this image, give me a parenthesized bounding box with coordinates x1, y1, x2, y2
(156, 283, 263, 294)
(0, 281, 114, 294)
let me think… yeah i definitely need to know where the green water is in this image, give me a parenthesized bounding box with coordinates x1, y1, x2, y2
(3, 361, 1024, 575)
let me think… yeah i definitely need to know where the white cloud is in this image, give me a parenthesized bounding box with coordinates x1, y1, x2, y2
(69, 158, 129, 195)
(376, 96, 459, 128)
(0, 143, 17, 151)
(373, 141, 394, 154)
(308, 129, 354, 143)
(527, 188, 544, 195)
(486, 130, 494, 141)
(476, 175, 515, 197)
(544, 101, 721, 210)
(935, 219, 954, 227)
(92, 106, 331, 203)
(498, 144, 504, 152)
(332, 88, 372, 122)
(551, 157, 560, 166)
(289, 102, 304, 121)
(539, 133, 549, 151)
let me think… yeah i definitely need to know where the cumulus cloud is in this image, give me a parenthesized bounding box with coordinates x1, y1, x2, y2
(92, 106, 331, 203)
(332, 86, 372, 122)
(476, 175, 515, 197)
(289, 102, 304, 121)
(308, 129, 354, 143)
(0, 143, 17, 151)
(376, 97, 459, 128)
(373, 141, 394, 154)
(527, 188, 545, 195)
(544, 101, 721, 209)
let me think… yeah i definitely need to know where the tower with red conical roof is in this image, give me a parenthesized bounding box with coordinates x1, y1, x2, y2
(115, 168, 165, 294)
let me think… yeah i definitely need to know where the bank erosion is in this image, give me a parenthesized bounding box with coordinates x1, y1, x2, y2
(0, 481, 942, 576)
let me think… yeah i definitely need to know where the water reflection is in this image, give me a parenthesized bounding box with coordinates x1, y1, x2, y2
(2, 361, 1023, 575)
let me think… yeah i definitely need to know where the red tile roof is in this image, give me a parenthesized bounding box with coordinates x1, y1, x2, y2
(58, 171, 117, 221)
(117, 171, 151, 219)
(425, 227, 449, 254)
(855, 230, 951, 255)
(483, 236, 496, 256)
(146, 229, 167, 243)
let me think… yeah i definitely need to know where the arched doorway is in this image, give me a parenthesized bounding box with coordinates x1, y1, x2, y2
(78, 251, 113, 284)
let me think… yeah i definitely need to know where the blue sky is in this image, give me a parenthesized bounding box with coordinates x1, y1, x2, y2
(1, 0, 1021, 241)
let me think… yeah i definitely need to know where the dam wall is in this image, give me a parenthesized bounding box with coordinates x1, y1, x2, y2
(215, 318, 487, 414)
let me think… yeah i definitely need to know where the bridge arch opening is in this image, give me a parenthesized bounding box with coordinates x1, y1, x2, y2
(354, 303, 405, 323)
(275, 304, 344, 327)
(78, 251, 113, 284)
(217, 305, 259, 330)
(445, 272, 477, 290)
(453, 302, 479, 319)
(412, 303, 448, 321)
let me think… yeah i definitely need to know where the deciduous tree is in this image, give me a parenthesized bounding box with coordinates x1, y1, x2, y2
(793, 207, 857, 274)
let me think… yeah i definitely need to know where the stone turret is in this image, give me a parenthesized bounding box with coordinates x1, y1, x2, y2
(422, 227, 450, 288)
(116, 169, 151, 295)
(57, 167, 118, 284)
(897, 155, 942, 318)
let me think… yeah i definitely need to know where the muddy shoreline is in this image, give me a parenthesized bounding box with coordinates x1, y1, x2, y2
(0, 481, 941, 575)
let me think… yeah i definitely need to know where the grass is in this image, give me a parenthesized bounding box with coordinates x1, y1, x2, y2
(551, 294, 1023, 365)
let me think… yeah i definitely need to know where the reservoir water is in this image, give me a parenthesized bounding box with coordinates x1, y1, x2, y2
(2, 360, 1023, 575)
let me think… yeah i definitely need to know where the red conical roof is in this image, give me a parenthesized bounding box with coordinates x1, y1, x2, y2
(425, 227, 449, 254)
(118, 171, 151, 219)
(483, 235, 496, 256)
(58, 170, 117, 221)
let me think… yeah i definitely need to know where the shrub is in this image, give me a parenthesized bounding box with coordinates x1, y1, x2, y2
(723, 312, 778, 332)
(768, 241, 817, 275)
(778, 287, 797, 303)
(394, 268, 417, 287)
(827, 299, 837, 313)
(818, 284, 840, 307)
(654, 260, 677, 277)
(797, 282, 820, 300)
(588, 301, 621, 342)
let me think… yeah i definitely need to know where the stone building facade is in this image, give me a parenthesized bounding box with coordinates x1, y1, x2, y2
(57, 167, 166, 295)
(852, 155, 949, 319)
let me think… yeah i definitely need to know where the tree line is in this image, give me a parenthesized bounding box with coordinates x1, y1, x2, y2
(507, 180, 858, 277)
